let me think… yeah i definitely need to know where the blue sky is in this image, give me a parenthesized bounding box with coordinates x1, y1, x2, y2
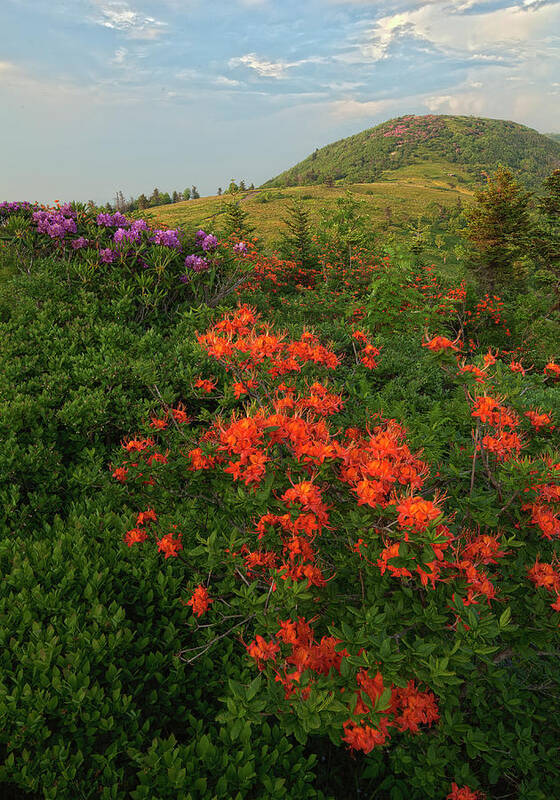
(1, 0, 559, 203)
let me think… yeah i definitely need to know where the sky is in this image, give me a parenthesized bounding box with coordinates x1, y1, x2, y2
(1, 0, 559, 203)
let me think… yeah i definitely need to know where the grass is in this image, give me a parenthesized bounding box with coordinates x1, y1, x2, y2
(146, 177, 473, 246)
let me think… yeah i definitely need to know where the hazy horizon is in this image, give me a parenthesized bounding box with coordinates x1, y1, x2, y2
(1, 0, 559, 205)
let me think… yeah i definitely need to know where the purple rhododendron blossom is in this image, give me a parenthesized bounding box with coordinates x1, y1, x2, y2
(96, 212, 129, 228)
(32, 210, 77, 238)
(100, 248, 116, 264)
(201, 234, 218, 252)
(71, 237, 89, 250)
(195, 229, 207, 243)
(184, 254, 209, 272)
(113, 228, 127, 244)
(233, 241, 248, 255)
(152, 229, 182, 249)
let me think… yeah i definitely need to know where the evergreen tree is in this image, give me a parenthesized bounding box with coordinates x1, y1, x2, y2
(150, 188, 161, 207)
(318, 191, 369, 266)
(221, 199, 255, 238)
(280, 200, 315, 270)
(183, 188, 191, 201)
(172, 190, 179, 203)
(239, 180, 246, 191)
(137, 194, 149, 210)
(217, 187, 222, 196)
(191, 186, 200, 199)
(462, 165, 532, 290)
(532, 169, 560, 307)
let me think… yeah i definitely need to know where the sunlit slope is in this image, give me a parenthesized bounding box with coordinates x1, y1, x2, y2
(263, 115, 560, 191)
(147, 176, 473, 244)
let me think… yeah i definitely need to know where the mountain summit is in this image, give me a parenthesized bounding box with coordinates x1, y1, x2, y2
(264, 115, 560, 190)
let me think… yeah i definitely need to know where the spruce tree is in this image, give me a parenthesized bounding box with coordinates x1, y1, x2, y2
(533, 169, 560, 307)
(280, 200, 315, 270)
(462, 166, 532, 290)
(221, 199, 255, 238)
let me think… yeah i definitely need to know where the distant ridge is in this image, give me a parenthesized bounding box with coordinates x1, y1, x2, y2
(263, 115, 560, 191)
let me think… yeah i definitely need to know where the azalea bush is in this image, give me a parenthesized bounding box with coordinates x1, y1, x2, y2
(111, 295, 560, 798)
(1, 198, 559, 799)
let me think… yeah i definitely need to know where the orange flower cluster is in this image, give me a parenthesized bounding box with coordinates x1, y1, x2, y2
(466, 293, 509, 336)
(447, 783, 484, 800)
(522, 466, 560, 541)
(451, 532, 508, 606)
(544, 360, 560, 381)
(397, 495, 443, 533)
(410, 266, 466, 317)
(525, 409, 554, 432)
(187, 584, 214, 617)
(197, 304, 340, 382)
(337, 419, 427, 508)
(343, 675, 439, 752)
(527, 560, 560, 611)
(157, 529, 183, 559)
(246, 617, 438, 754)
(194, 377, 217, 394)
(112, 434, 171, 486)
(471, 395, 523, 462)
(456, 349, 497, 385)
(423, 334, 461, 353)
(352, 330, 382, 369)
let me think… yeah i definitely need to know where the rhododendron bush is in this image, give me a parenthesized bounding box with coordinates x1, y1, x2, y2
(112, 294, 559, 797)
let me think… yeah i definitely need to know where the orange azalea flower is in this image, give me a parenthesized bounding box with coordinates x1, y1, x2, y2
(342, 719, 390, 753)
(423, 334, 461, 352)
(187, 585, 213, 617)
(171, 406, 191, 424)
(136, 508, 157, 527)
(525, 410, 554, 431)
(112, 466, 128, 483)
(396, 495, 442, 533)
(122, 437, 155, 452)
(157, 532, 183, 558)
(188, 447, 216, 470)
(390, 680, 439, 733)
(447, 784, 484, 800)
(149, 416, 168, 430)
(544, 361, 560, 380)
(246, 635, 280, 670)
(124, 528, 148, 547)
(194, 377, 217, 393)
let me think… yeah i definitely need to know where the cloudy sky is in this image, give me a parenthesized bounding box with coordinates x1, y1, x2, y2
(1, 0, 559, 203)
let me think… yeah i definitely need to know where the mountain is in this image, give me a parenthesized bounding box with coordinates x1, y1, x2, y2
(263, 115, 560, 191)
(545, 133, 560, 144)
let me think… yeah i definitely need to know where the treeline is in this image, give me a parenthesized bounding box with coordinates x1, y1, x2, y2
(105, 179, 256, 213)
(107, 186, 201, 213)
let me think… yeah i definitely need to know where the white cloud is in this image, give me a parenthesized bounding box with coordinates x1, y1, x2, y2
(91, 1, 167, 39)
(327, 96, 402, 119)
(214, 75, 241, 87)
(113, 47, 128, 64)
(228, 52, 326, 79)
(350, 0, 560, 61)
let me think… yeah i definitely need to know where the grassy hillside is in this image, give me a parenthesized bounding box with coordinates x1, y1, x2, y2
(263, 114, 560, 190)
(146, 176, 472, 246)
(546, 133, 560, 144)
